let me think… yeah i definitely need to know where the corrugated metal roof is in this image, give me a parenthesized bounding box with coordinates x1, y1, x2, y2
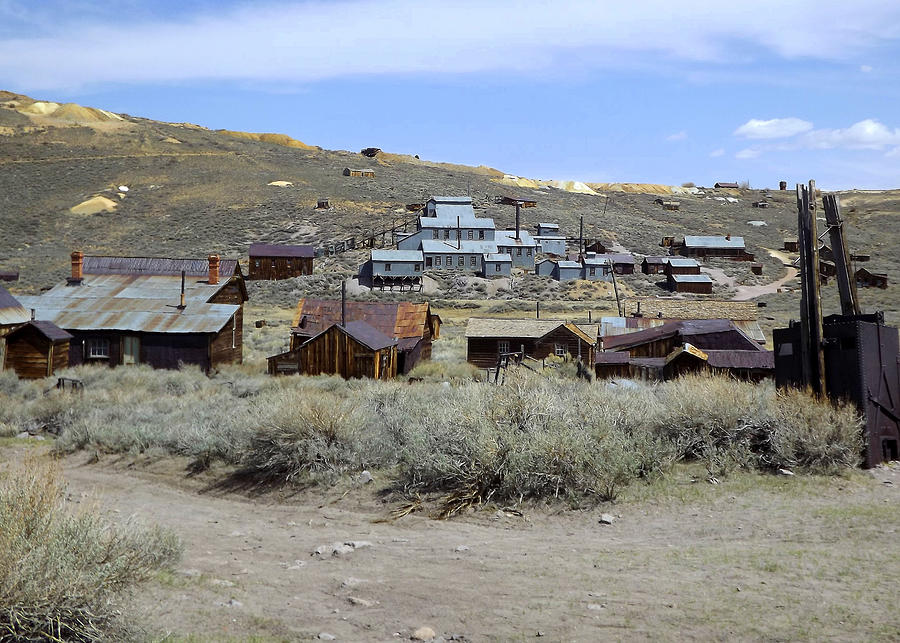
(603, 319, 762, 352)
(249, 243, 314, 258)
(591, 253, 635, 264)
(371, 249, 423, 262)
(557, 261, 582, 268)
(465, 318, 598, 342)
(292, 300, 433, 341)
(39, 273, 228, 304)
(421, 240, 499, 254)
(484, 253, 512, 262)
(430, 196, 473, 204)
(83, 255, 241, 278)
(667, 258, 700, 267)
(537, 222, 559, 229)
(671, 274, 713, 283)
(15, 296, 237, 334)
(642, 256, 669, 265)
(683, 236, 745, 249)
(420, 200, 495, 229)
(582, 256, 612, 266)
(495, 230, 537, 246)
(0, 285, 29, 325)
(704, 350, 774, 369)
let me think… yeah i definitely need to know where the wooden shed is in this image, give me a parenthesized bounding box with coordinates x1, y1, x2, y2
(668, 273, 713, 294)
(0, 269, 18, 282)
(783, 239, 799, 252)
(248, 243, 314, 280)
(0, 285, 30, 370)
(268, 321, 397, 380)
(664, 258, 701, 275)
(343, 167, 375, 178)
(641, 256, 669, 275)
(3, 320, 71, 379)
(856, 268, 888, 289)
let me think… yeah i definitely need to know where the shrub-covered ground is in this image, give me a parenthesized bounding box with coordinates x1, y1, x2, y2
(0, 366, 862, 512)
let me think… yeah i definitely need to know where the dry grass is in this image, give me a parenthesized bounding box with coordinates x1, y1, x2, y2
(0, 455, 180, 641)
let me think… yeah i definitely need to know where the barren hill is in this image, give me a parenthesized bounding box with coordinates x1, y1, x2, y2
(1, 91, 898, 327)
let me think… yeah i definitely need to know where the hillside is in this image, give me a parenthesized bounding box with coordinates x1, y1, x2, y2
(2, 90, 899, 331)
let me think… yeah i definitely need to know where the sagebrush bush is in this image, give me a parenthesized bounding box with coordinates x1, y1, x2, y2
(0, 456, 181, 641)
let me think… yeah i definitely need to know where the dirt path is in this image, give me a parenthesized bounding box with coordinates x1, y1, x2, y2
(48, 453, 900, 642)
(733, 248, 798, 301)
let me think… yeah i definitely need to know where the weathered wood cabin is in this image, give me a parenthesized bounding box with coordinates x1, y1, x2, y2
(678, 235, 754, 261)
(3, 320, 71, 379)
(288, 299, 440, 374)
(668, 273, 713, 293)
(248, 244, 314, 280)
(641, 256, 669, 274)
(0, 285, 30, 370)
(268, 321, 397, 380)
(602, 319, 763, 357)
(465, 318, 598, 368)
(783, 239, 799, 252)
(0, 269, 18, 282)
(714, 182, 739, 189)
(343, 167, 375, 178)
(17, 252, 248, 372)
(664, 258, 702, 275)
(856, 268, 888, 289)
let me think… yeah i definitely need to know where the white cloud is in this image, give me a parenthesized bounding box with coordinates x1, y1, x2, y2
(801, 119, 900, 150)
(666, 131, 688, 142)
(735, 148, 761, 159)
(860, 65, 873, 72)
(709, 148, 725, 157)
(734, 117, 813, 139)
(0, 0, 899, 90)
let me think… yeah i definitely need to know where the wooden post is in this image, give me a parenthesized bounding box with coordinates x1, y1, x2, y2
(822, 194, 860, 316)
(808, 180, 826, 396)
(797, 183, 812, 389)
(797, 181, 826, 396)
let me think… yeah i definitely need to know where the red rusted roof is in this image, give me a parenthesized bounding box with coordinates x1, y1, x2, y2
(603, 319, 762, 352)
(292, 299, 434, 340)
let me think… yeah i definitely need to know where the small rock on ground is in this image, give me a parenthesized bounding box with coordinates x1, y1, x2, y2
(318, 633, 336, 641)
(348, 596, 375, 607)
(358, 470, 374, 484)
(778, 468, 795, 476)
(412, 626, 436, 641)
(599, 513, 616, 525)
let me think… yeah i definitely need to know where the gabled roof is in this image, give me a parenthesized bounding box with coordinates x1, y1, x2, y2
(249, 243, 315, 258)
(465, 318, 598, 344)
(0, 285, 29, 326)
(591, 253, 635, 264)
(339, 321, 397, 351)
(8, 320, 72, 342)
(669, 274, 713, 283)
(484, 253, 512, 262)
(557, 261, 582, 269)
(82, 255, 241, 278)
(667, 258, 700, 267)
(371, 249, 423, 262)
(683, 236, 745, 249)
(642, 256, 669, 265)
(292, 299, 436, 341)
(602, 319, 762, 352)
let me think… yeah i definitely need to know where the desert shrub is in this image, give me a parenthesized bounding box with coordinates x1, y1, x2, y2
(407, 359, 482, 382)
(0, 456, 181, 641)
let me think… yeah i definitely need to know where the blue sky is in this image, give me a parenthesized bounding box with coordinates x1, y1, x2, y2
(1, 0, 899, 189)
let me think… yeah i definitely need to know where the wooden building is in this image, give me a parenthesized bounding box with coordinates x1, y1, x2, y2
(664, 258, 701, 275)
(592, 253, 635, 275)
(289, 299, 440, 374)
(0, 285, 30, 370)
(0, 269, 18, 282)
(343, 167, 375, 178)
(17, 252, 248, 372)
(465, 318, 598, 368)
(679, 235, 754, 261)
(602, 319, 762, 357)
(783, 239, 799, 252)
(714, 182, 739, 189)
(268, 321, 397, 380)
(654, 198, 680, 211)
(641, 256, 669, 274)
(856, 268, 888, 289)
(584, 240, 608, 254)
(3, 320, 71, 379)
(668, 273, 713, 293)
(248, 244, 314, 280)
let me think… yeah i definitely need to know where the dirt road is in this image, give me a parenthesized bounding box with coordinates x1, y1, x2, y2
(733, 248, 799, 301)
(49, 453, 900, 642)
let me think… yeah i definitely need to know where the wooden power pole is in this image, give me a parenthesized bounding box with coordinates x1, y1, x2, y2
(796, 180, 826, 395)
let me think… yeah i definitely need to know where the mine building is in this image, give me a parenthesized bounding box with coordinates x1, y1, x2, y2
(248, 243, 314, 280)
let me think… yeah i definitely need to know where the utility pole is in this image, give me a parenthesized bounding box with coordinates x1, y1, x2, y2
(796, 180, 826, 395)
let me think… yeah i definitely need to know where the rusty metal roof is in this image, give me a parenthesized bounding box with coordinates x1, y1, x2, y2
(15, 295, 237, 334)
(601, 315, 765, 345)
(249, 244, 315, 258)
(623, 298, 759, 321)
(40, 273, 229, 305)
(595, 351, 631, 364)
(603, 319, 762, 352)
(292, 299, 434, 340)
(0, 285, 29, 326)
(83, 255, 241, 278)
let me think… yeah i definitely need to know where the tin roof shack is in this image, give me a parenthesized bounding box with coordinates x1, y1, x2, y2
(714, 182, 739, 189)
(580, 255, 613, 282)
(343, 167, 375, 178)
(664, 258, 702, 275)
(856, 268, 888, 289)
(668, 273, 713, 294)
(535, 222, 560, 236)
(360, 250, 424, 291)
(289, 299, 439, 374)
(592, 253, 635, 275)
(269, 321, 397, 380)
(603, 319, 763, 357)
(679, 235, 754, 261)
(248, 244, 314, 280)
(641, 256, 669, 275)
(465, 318, 599, 369)
(16, 253, 247, 371)
(481, 253, 512, 277)
(0, 285, 30, 370)
(496, 230, 537, 268)
(3, 320, 71, 379)
(0, 270, 18, 282)
(554, 260, 584, 282)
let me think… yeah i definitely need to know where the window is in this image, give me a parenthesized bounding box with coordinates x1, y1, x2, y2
(435, 256, 442, 266)
(458, 256, 464, 267)
(495, 263, 501, 272)
(555, 343, 566, 357)
(470, 256, 477, 267)
(498, 340, 510, 354)
(526, 248, 532, 256)
(232, 317, 237, 349)
(589, 267, 596, 276)
(122, 336, 140, 365)
(414, 263, 421, 272)
(384, 263, 392, 272)
(479, 230, 485, 240)
(254, 259, 261, 268)
(444, 230, 450, 240)
(432, 230, 439, 239)
(87, 338, 110, 359)
(467, 230, 474, 240)
(516, 248, 522, 256)
(426, 257, 432, 267)
(446, 255, 452, 266)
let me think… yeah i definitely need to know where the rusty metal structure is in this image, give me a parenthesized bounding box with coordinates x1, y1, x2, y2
(774, 183, 900, 467)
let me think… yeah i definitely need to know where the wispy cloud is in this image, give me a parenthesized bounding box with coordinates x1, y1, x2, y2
(666, 131, 688, 142)
(734, 117, 813, 139)
(735, 148, 761, 159)
(860, 64, 874, 72)
(733, 117, 900, 159)
(0, 0, 899, 90)
(709, 148, 725, 157)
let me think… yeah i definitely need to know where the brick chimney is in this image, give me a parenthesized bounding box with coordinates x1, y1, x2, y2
(725, 234, 731, 241)
(208, 254, 220, 285)
(67, 250, 84, 286)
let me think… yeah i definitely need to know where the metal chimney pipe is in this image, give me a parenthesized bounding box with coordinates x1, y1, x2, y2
(515, 202, 520, 240)
(178, 270, 186, 309)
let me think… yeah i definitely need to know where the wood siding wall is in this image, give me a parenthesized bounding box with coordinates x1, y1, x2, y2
(467, 331, 594, 368)
(4, 328, 68, 379)
(299, 325, 396, 380)
(248, 256, 313, 280)
(208, 281, 244, 365)
(68, 330, 212, 371)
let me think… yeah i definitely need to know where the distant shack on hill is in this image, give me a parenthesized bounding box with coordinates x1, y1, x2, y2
(343, 167, 375, 178)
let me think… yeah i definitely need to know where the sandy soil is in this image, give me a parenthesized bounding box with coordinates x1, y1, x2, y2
(41, 451, 900, 642)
